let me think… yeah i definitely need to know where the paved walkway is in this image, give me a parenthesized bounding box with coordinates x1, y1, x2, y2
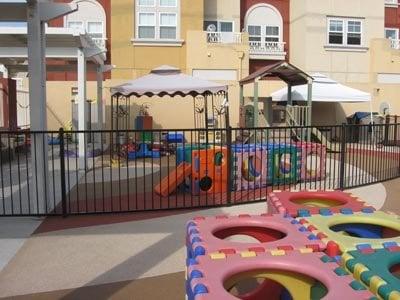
(0, 180, 398, 300)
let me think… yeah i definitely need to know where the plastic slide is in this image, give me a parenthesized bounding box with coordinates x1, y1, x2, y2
(154, 162, 192, 197)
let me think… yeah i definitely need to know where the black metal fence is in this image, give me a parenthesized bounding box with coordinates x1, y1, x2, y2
(0, 123, 399, 216)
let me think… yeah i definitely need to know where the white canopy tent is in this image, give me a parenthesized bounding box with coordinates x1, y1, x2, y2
(111, 65, 230, 130)
(271, 73, 371, 103)
(111, 65, 228, 97)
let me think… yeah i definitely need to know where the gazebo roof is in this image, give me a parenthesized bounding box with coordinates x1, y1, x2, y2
(111, 65, 228, 97)
(239, 61, 313, 86)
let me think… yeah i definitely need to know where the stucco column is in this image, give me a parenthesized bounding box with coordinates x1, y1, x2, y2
(27, 1, 50, 214)
(77, 47, 87, 168)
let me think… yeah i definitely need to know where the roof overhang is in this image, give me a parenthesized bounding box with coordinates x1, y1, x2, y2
(239, 61, 313, 86)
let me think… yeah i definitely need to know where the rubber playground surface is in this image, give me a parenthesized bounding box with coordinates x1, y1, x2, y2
(0, 175, 398, 299)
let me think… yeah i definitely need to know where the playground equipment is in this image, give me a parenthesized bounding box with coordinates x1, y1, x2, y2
(267, 190, 375, 217)
(155, 142, 327, 197)
(186, 214, 325, 259)
(342, 247, 400, 300)
(184, 190, 400, 299)
(154, 147, 228, 197)
(232, 143, 301, 190)
(128, 143, 160, 160)
(186, 249, 374, 300)
(296, 142, 326, 181)
(299, 210, 400, 252)
(192, 147, 228, 195)
(154, 162, 192, 197)
(270, 143, 300, 184)
(232, 144, 269, 191)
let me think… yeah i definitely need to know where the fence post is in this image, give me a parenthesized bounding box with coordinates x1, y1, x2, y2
(339, 124, 346, 190)
(226, 126, 233, 206)
(59, 128, 68, 218)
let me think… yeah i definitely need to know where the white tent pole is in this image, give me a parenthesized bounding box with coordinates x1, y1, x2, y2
(95, 66, 103, 144)
(77, 47, 87, 169)
(27, 1, 50, 214)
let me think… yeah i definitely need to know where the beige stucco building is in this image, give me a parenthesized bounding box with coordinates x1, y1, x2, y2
(290, 0, 400, 125)
(108, 0, 250, 129)
(3, 0, 400, 130)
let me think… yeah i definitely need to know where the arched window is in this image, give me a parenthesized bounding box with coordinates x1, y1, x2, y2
(64, 0, 106, 48)
(244, 4, 283, 45)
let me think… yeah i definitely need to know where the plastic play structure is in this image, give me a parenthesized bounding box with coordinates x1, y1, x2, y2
(185, 190, 400, 300)
(154, 141, 326, 197)
(267, 190, 375, 217)
(155, 147, 229, 197)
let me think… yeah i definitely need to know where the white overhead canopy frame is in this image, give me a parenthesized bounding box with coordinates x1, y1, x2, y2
(0, 0, 100, 214)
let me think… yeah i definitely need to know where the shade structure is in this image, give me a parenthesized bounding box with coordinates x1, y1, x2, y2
(271, 73, 371, 103)
(111, 65, 228, 97)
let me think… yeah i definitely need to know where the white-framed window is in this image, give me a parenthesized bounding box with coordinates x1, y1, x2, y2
(385, 0, 398, 6)
(327, 17, 363, 46)
(247, 25, 261, 42)
(204, 20, 234, 32)
(87, 21, 103, 39)
(160, 0, 177, 7)
(159, 13, 177, 39)
(135, 0, 180, 40)
(385, 27, 399, 39)
(265, 26, 279, 42)
(247, 25, 280, 43)
(347, 20, 361, 45)
(244, 3, 284, 45)
(67, 20, 105, 40)
(138, 13, 156, 39)
(67, 21, 84, 31)
(138, 0, 155, 7)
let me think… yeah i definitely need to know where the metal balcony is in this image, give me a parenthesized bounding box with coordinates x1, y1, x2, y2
(249, 41, 286, 60)
(206, 32, 243, 44)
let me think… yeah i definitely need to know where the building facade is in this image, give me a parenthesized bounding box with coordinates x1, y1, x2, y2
(2, 0, 400, 130)
(290, 0, 400, 124)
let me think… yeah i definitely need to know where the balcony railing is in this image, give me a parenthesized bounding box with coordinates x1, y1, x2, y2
(249, 41, 286, 59)
(390, 39, 400, 50)
(206, 32, 243, 44)
(385, 0, 398, 5)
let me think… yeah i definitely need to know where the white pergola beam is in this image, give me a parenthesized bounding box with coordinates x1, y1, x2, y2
(77, 47, 87, 168)
(0, 47, 86, 58)
(4, 63, 113, 73)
